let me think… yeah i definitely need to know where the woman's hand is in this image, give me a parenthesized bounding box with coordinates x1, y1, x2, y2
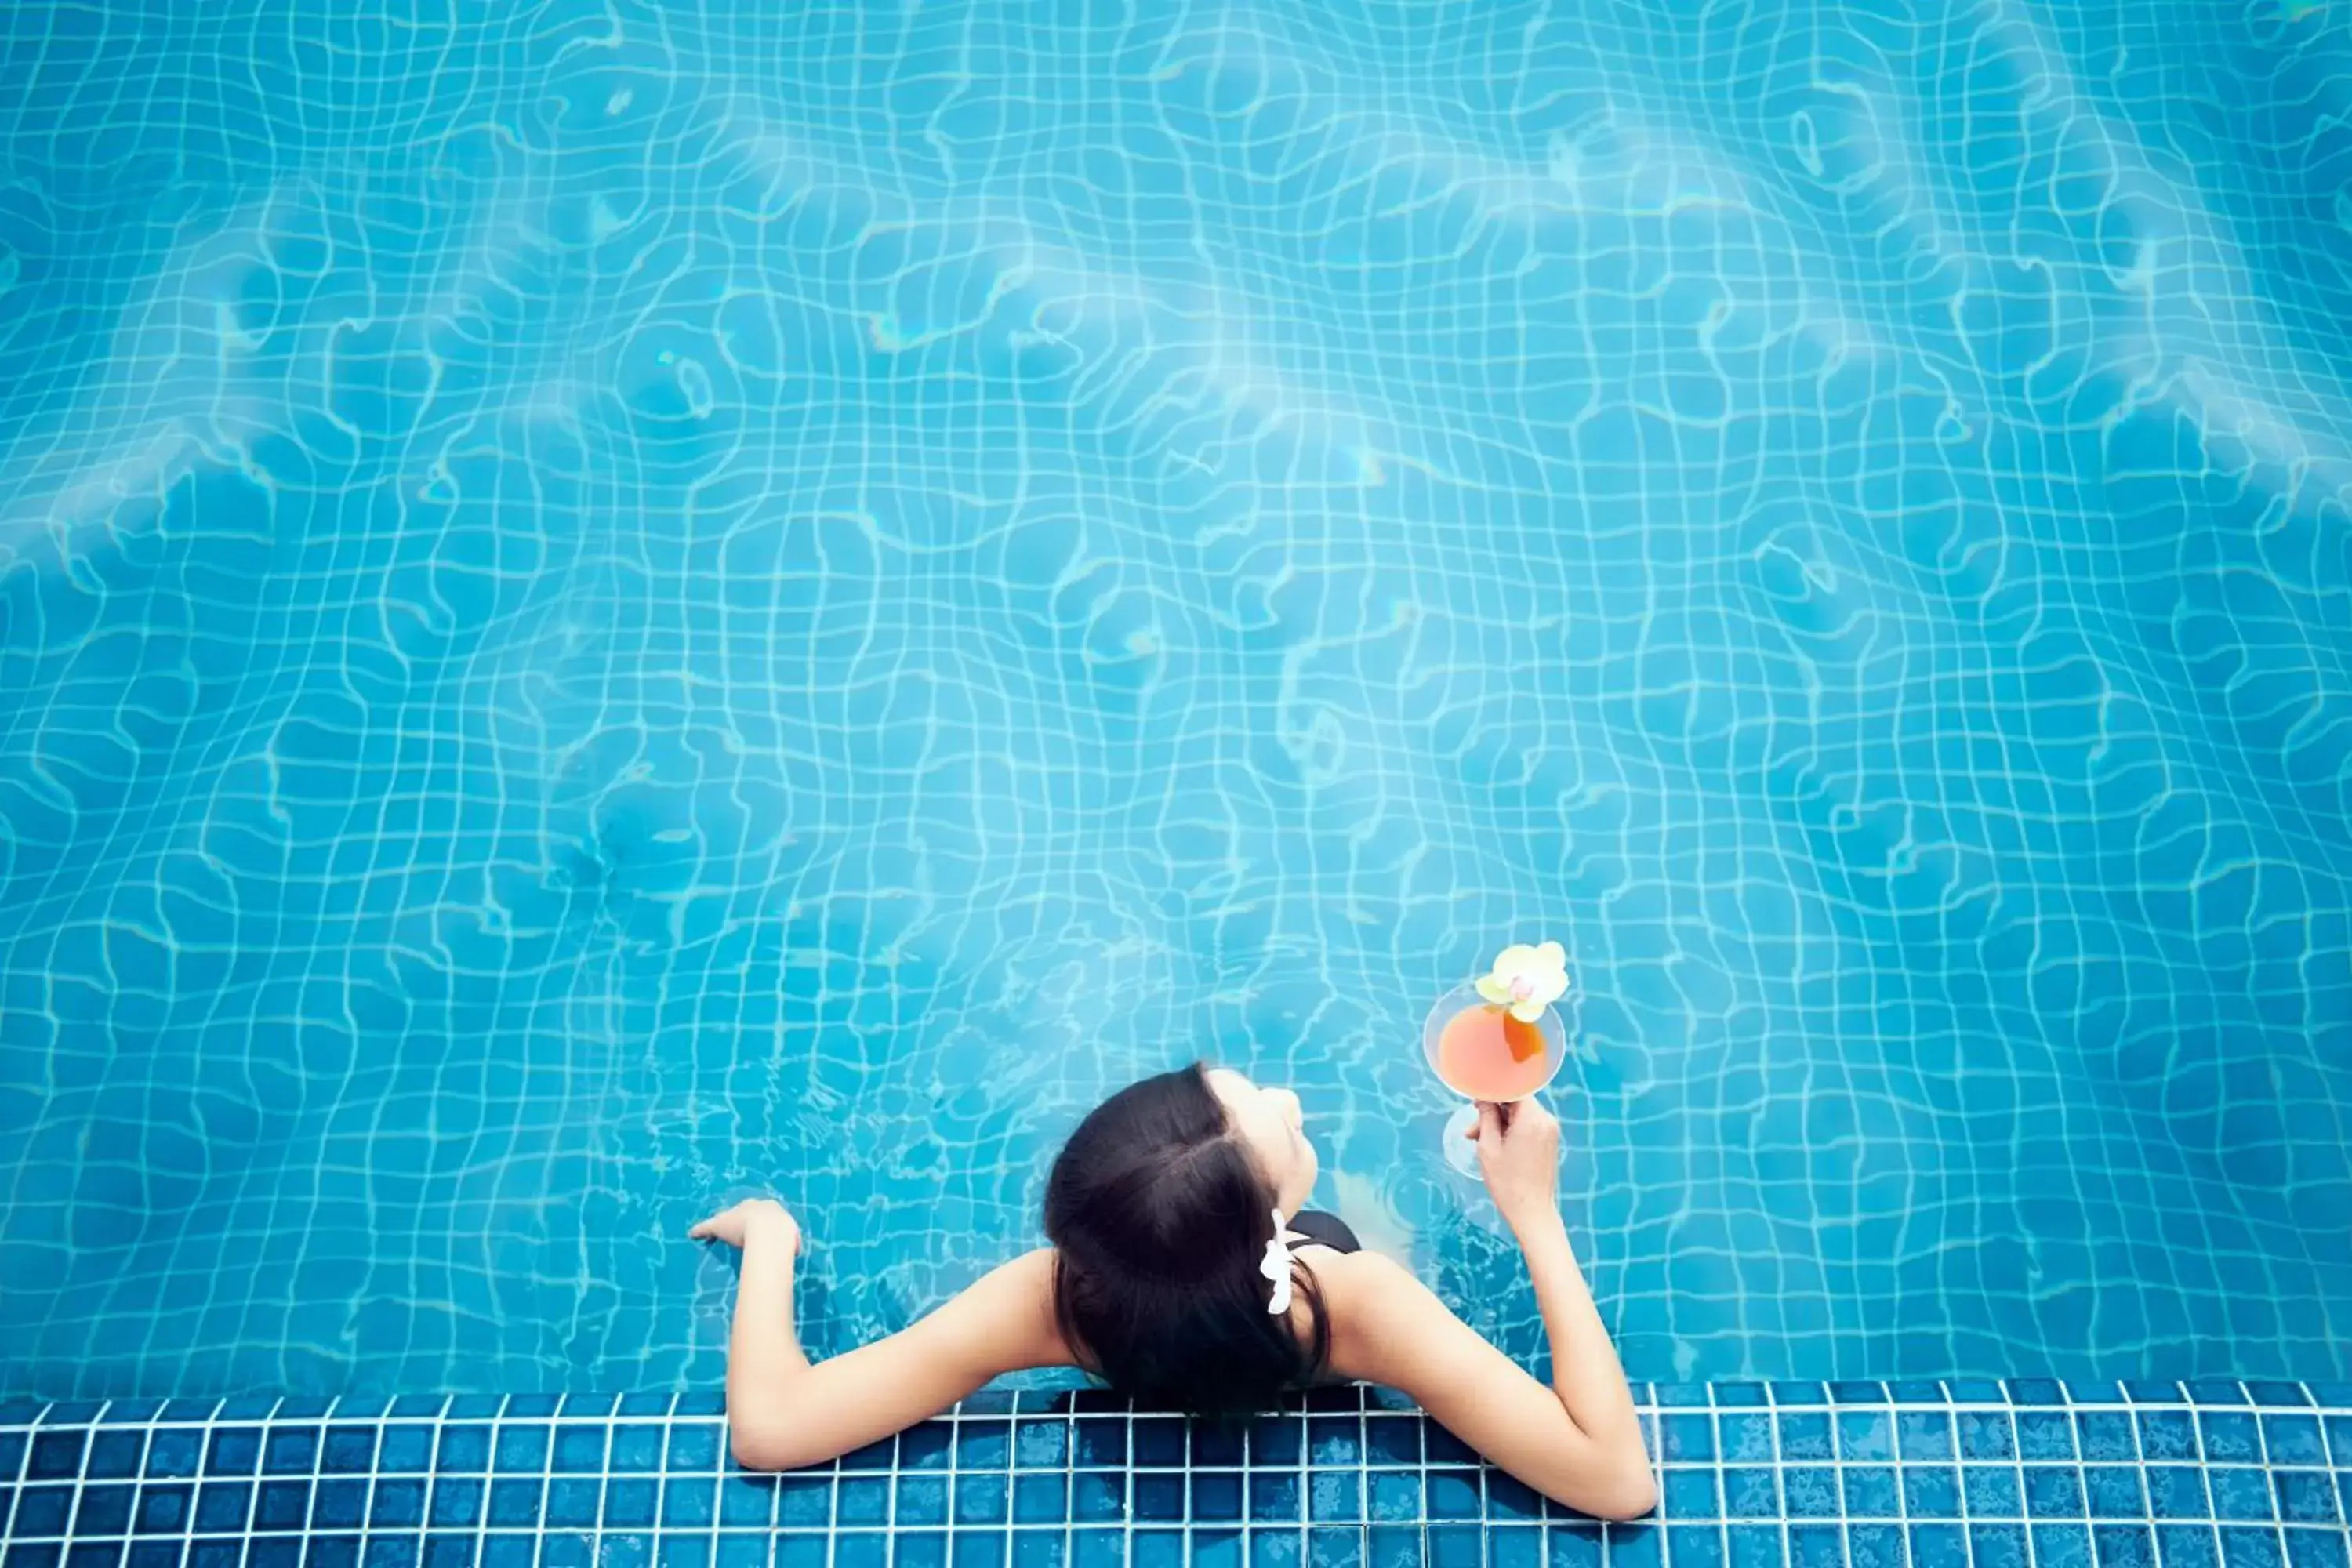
(690, 1197, 802, 1256)
(1467, 1097, 1562, 1232)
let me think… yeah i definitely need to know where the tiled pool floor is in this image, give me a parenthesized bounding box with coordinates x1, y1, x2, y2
(4, 1382, 2348, 1568)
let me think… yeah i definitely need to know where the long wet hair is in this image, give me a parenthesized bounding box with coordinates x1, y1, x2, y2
(1044, 1062, 1331, 1413)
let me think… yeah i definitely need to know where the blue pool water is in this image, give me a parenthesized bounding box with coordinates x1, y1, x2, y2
(2, 0, 2350, 1401)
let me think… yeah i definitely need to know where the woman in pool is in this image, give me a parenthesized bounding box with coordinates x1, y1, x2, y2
(690, 1065, 1656, 1519)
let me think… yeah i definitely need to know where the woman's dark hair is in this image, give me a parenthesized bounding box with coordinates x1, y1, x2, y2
(1044, 1062, 1330, 1413)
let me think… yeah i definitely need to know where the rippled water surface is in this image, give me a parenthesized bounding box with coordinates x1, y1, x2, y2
(2, 0, 2350, 1396)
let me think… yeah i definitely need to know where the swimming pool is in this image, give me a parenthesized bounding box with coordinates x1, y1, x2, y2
(2, 0, 2349, 1406)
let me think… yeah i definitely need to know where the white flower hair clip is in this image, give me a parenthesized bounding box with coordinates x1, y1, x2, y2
(1260, 1209, 1310, 1315)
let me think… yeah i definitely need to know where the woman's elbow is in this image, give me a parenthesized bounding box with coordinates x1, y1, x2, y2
(1595, 1471, 1658, 1522)
(1548, 1454, 1656, 1522)
(728, 1421, 801, 1473)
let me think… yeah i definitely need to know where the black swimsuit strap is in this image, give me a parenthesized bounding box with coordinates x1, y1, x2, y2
(1287, 1209, 1363, 1254)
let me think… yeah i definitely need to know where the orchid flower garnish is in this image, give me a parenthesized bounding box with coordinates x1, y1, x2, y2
(1474, 940, 1570, 1023)
(1261, 1209, 1310, 1315)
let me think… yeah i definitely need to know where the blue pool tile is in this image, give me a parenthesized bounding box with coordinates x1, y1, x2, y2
(433, 1428, 488, 1474)
(2201, 1417, 2263, 1465)
(1725, 1524, 1780, 1568)
(369, 1478, 427, 1527)
(1787, 1525, 1843, 1568)
(608, 1427, 664, 1474)
(959, 1421, 1012, 1471)
(1903, 1467, 1960, 1520)
(902, 1425, 953, 1472)
(1835, 1413, 1893, 1462)
(1012, 1472, 1066, 1523)
(75, 1484, 135, 1534)
(1770, 1386, 1828, 1409)
(2078, 1415, 2139, 1462)
(1015, 1420, 1069, 1468)
(1661, 1417, 1715, 1464)
(1016, 1534, 1068, 1568)
(1547, 1523, 1606, 1566)
(310, 1477, 370, 1528)
(1306, 1420, 1359, 1468)
(1973, 1524, 2031, 1568)
(1308, 1472, 1359, 1523)
(2140, 1414, 2201, 1462)
(1250, 1472, 1302, 1523)
(2087, 1468, 2150, 1519)
(1717, 1415, 1773, 1464)
(2263, 1417, 2325, 1467)
(1663, 1470, 1719, 1520)
(2209, 1469, 2275, 1522)
(12, 1486, 70, 1537)
(2144, 1467, 2208, 1519)
(491, 1427, 546, 1473)
(549, 1427, 606, 1474)
(1845, 1524, 1904, 1566)
(1365, 1473, 1417, 1524)
(30, 1434, 88, 1481)
(2034, 1524, 2096, 1568)
(1487, 1526, 1541, 1568)
(2125, 1385, 2187, 1406)
(1722, 1469, 1777, 1519)
(253, 1481, 310, 1530)
(321, 1428, 378, 1473)
(134, 1495, 191, 1542)
(365, 1537, 420, 1568)
(1664, 1525, 1724, 1566)
(901, 1537, 949, 1568)
(1963, 1465, 2021, 1516)
(1189, 1474, 1243, 1523)
(1076, 1421, 1129, 1469)
(1782, 1468, 1837, 1519)
(1136, 1475, 1186, 1523)
(1363, 1529, 1418, 1568)
(87, 1432, 145, 1479)
(1839, 1468, 1896, 1518)
(956, 1473, 1011, 1526)
(2190, 1387, 2251, 1409)
(1072, 1472, 1124, 1523)
(1778, 1415, 1833, 1463)
(1907, 1523, 1965, 1568)
(1424, 1471, 1479, 1522)
(193, 1480, 251, 1532)
(1428, 1525, 1479, 1568)
(836, 1477, 888, 1526)
(543, 1476, 599, 1527)
(2026, 1468, 2088, 1519)
(2020, 1413, 2079, 1461)
(376, 1428, 433, 1475)
(432, 1477, 487, 1528)
(2092, 1524, 2157, 1567)
(953, 1533, 1007, 1568)
(1958, 1410, 2015, 1461)
(1896, 1413, 1954, 1461)
(662, 1475, 717, 1527)
(2283, 1530, 2350, 1568)
(2153, 1526, 2219, 1568)
(2216, 1530, 2284, 1568)
(1305, 1531, 1360, 1568)
(2009, 1383, 2070, 1408)
(1074, 1530, 1127, 1568)
(1489, 1475, 1542, 1523)
(2272, 1472, 2339, 1525)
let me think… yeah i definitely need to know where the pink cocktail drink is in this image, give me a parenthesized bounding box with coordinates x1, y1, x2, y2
(1432, 1003, 1553, 1102)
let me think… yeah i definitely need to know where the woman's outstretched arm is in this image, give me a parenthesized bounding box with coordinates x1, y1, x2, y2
(1321, 1099, 1655, 1520)
(691, 1200, 1070, 1471)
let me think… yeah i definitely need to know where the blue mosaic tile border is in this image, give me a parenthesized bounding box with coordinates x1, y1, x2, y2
(3, 1383, 2348, 1568)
